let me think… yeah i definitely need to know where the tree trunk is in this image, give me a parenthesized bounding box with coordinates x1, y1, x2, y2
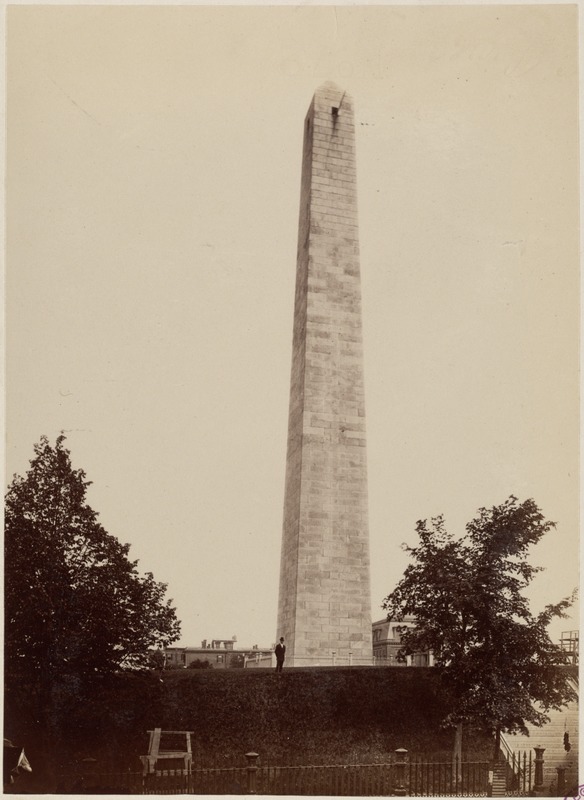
(452, 723, 463, 786)
(38, 668, 60, 792)
(494, 726, 501, 761)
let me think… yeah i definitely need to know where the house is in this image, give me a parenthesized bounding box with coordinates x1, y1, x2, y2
(372, 616, 433, 666)
(165, 637, 238, 669)
(243, 646, 276, 669)
(164, 638, 272, 670)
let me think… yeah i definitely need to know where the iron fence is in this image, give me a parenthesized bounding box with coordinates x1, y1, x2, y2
(56, 749, 542, 796)
(409, 757, 489, 797)
(189, 766, 248, 794)
(501, 750, 534, 797)
(256, 762, 396, 796)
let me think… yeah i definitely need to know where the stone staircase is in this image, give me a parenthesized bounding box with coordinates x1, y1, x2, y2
(502, 679, 578, 794)
(491, 761, 508, 797)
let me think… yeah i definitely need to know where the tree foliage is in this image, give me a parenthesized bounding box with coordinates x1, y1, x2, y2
(188, 659, 213, 669)
(383, 496, 576, 742)
(5, 435, 181, 697)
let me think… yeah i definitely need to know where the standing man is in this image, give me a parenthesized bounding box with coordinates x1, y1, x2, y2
(275, 637, 286, 672)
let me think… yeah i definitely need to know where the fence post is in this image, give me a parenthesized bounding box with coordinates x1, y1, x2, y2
(394, 748, 408, 796)
(532, 746, 545, 796)
(487, 764, 493, 797)
(556, 766, 567, 796)
(332, 651, 336, 666)
(245, 752, 259, 794)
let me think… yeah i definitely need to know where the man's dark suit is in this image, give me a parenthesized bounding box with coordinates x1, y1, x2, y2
(275, 642, 286, 672)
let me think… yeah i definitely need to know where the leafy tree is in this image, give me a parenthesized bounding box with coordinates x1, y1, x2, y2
(188, 659, 213, 669)
(383, 496, 576, 759)
(5, 435, 181, 721)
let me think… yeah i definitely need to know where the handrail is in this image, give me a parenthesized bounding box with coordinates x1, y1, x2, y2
(498, 736, 527, 784)
(498, 733, 515, 762)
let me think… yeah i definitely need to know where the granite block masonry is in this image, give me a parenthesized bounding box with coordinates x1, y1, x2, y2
(277, 82, 373, 667)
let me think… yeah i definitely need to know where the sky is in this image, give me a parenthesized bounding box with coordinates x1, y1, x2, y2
(6, 4, 579, 649)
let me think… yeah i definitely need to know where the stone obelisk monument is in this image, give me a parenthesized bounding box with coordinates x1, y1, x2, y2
(277, 83, 372, 667)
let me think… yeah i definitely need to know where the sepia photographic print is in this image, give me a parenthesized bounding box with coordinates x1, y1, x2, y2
(5, 3, 579, 796)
